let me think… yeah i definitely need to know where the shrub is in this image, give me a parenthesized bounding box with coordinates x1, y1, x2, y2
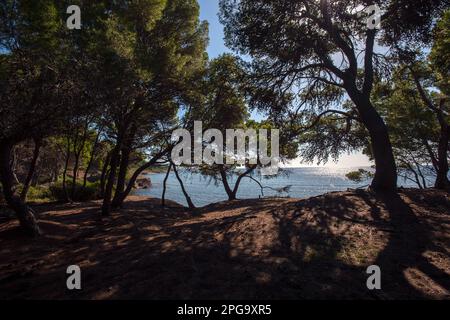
(26, 185, 54, 202)
(345, 169, 374, 183)
(49, 181, 100, 202)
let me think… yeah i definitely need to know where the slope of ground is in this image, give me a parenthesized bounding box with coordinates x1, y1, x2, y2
(0, 189, 449, 299)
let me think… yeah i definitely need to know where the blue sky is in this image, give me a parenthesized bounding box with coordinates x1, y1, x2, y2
(198, 0, 232, 59)
(198, 0, 372, 168)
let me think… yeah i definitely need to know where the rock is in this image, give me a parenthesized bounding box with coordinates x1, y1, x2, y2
(87, 175, 101, 183)
(135, 177, 152, 189)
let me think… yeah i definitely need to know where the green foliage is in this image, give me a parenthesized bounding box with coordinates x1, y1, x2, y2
(0, 0, 91, 142)
(2, 0, 446, 213)
(191, 54, 249, 131)
(49, 181, 100, 202)
(11, 181, 100, 203)
(24, 185, 54, 203)
(370, 58, 445, 188)
(374, 65, 439, 145)
(1, 0, 61, 52)
(1, 0, 210, 212)
(430, 10, 450, 93)
(297, 110, 369, 165)
(346, 169, 374, 184)
(246, 119, 298, 161)
(381, 0, 448, 46)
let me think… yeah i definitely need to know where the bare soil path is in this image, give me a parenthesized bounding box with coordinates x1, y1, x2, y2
(0, 190, 449, 299)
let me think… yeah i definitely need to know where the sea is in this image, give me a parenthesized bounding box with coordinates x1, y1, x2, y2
(132, 167, 428, 207)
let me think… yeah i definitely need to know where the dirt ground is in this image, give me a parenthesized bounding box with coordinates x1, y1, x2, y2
(0, 189, 449, 300)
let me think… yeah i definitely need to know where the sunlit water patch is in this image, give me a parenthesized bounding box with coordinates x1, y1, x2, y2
(132, 167, 426, 207)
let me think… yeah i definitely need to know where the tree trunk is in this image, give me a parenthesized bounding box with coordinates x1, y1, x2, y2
(161, 164, 171, 207)
(435, 123, 450, 190)
(171, 162, 196, 210)
(111, 146, 131, 208)
(422, 138, 439, 172)
(101, 143, 121, 216)
(20, 138, 42, 201)
(410, 69, 449, 190)
(219, 165, 235, 200)
(0, 141, 41, 236)
(83, 129, 102, 188)
(111, 147, 170, 208)
(71, 151, 81, 199)
(11, 145, 20, 185)
(401, 159, 423, 189)
(100, 152, 111, 199)
(364, 116, 397, 192)
(219, 165, 256, 200)
(414, 161, 427, 189)
(348, 89, 397, 192)
(62, 138, 71, 202)
(231, 165, 257, 199)
(31, 167, 40, 187)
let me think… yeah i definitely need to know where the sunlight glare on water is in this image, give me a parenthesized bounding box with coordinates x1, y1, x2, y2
(133, 166, 431, 207)
(133, 167, 397, 207)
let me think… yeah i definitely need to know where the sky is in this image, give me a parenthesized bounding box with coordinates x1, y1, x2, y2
(198, 0, 372, 168)
(198, 0, 231, 59)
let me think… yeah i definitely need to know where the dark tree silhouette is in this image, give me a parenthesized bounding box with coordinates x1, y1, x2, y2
(219, 0, 448, 192)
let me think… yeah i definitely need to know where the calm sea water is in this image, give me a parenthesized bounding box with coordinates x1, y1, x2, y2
(132, 167, 425, 207)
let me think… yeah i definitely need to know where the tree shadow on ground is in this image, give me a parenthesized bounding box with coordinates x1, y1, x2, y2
(0, 190, 448, 299)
